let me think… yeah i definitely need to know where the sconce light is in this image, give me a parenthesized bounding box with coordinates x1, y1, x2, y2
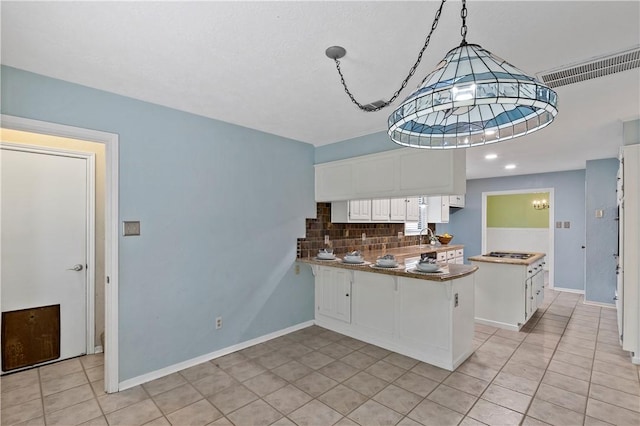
(532, 199, 550, 210)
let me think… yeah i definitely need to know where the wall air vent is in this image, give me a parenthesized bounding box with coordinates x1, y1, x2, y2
(536, 46, 640, 88)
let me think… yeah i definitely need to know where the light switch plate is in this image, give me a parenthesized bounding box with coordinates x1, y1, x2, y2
(564, 221, 570, 228)
(595, 209, 604, 218)
(556, 221, 562, 228)
(123, 221, 141, 236)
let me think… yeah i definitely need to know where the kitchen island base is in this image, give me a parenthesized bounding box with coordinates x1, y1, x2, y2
(310, 264, 476, 371)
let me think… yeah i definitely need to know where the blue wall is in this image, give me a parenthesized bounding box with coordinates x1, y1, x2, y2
(1, 66, 317, 381)
(436, 171, 588, 292)
(585, 158, 619, 304)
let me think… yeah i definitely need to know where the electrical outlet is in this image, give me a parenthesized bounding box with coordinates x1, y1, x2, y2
(398, 232, 403, 239)
(362, 233, 366, 241)
(295, 264, 300, 275)
(595, 209, 604, 218)
(324, 235, 330, 244)
(216, 316, 223, 329)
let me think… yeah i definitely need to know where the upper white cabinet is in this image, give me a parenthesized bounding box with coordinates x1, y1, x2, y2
(449, 195, 465, 208)
(427, 196, 450, 223)
(315, 148, 466, 202)
(371, 199, 391, 221)
(332, 196, 419, 223)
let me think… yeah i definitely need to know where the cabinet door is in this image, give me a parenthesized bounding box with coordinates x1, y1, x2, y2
(316, 267, 351, 323)
(426, 196, 449, 223)
(390, 198, 407, 221)
(352, 272, 396, 339)
(371, 199, 391, 221)
(405, 197, 420, 221)
(349, 200, 371, 221)
(525, 278, 534, 320)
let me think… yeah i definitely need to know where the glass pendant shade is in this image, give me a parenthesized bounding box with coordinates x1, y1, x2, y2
(388, 44, 558, 149)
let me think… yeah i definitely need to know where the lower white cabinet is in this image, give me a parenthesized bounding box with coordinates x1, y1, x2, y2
(371, 199, 391, 221)
(443, 248, 464, 264)
(315, 266, 351, 323)
(312, 265, 476, 370)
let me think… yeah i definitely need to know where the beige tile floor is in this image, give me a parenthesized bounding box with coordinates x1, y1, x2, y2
(2, 286, 640, 426)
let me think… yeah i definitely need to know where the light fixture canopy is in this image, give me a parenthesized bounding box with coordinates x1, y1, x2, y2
(387, 43, 559, 149)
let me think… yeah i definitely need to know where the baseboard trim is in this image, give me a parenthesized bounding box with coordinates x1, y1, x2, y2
(582, 300, 615, 308)
(118, 320, 315, 391)
(94, 346, 104, 354)
(553, 287, 585, 295)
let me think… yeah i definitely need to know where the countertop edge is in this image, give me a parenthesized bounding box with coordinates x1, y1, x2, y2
(467, 252, 546, 265)
(297, 258, 478, 282)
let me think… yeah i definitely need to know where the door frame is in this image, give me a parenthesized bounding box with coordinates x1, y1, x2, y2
(481, 187, 555, 288)
(1, 142, 96, 358)
(1, 114, 120, 393)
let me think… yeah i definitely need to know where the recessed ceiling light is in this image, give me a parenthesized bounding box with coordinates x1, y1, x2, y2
(505, 164, 516, 170)
(485, 154, 498, 160)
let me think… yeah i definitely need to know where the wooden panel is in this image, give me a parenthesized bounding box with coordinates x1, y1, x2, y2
(2, 305, 60, 371)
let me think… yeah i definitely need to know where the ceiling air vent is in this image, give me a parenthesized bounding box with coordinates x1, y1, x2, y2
(536, 46, 640, 88)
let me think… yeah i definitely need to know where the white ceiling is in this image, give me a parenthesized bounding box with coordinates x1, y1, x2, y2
(2, 1, 639, 179)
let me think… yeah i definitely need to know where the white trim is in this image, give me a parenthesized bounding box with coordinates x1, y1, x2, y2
(94, 346, 104, 354)
(481, 187, 555, 289)
(1, 115, 120, 393)
(118, 320, 315, 391)
(0, 142, 96, 357)
(474, 318, 520, 332)
(553, 287, 585, 295)
(582, 300, 615, 308)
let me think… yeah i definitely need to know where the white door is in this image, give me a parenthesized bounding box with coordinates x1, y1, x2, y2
(1, 147, 89, 366)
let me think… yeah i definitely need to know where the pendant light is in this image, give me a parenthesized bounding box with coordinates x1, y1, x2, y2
(327, 0, 558, 149)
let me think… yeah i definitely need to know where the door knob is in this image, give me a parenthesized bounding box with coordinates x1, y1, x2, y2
(67, 264, 84, 271)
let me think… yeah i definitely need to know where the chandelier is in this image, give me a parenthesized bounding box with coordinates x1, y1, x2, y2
(326, 0, 558, 149)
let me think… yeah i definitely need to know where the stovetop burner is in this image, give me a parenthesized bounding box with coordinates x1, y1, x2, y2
(486, 252, 535, 259)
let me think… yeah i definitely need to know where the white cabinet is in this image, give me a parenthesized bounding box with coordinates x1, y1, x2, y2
(390, 198, 407, 221)
(313, 266, 476, 371)
(333, 197, 419, 223)
(315, 266, 351, 323)
(371, 199, 391, 221)
(470, 256, 546, 331)
(445, 248, 464, 264)
(427, 196, 450, 223)
(449, 195, 465, 208)
(315, 148, 466, 202)
(620, 144, 640, 362)
(352, 272, 396, 340)
(331, 200, 371, 222)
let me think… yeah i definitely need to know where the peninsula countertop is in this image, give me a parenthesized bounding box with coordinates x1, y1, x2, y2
(298, 244, 476, 282)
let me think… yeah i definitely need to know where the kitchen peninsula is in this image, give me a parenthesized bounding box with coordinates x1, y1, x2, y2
(298, 245, 478, 371)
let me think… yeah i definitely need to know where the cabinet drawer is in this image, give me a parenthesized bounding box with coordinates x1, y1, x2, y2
(437, 252, 447, 262)
(447, 250, 456, 259)
(455, 249, 464, 258)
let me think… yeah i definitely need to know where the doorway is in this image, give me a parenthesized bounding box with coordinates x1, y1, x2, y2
(1, 116, 120, 393)
(1, 144, 95, 369)
(482, 188, 555, 288)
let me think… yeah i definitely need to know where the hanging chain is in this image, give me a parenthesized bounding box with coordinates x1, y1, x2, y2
(331, 0, 448, 112)
(460, 0, 468, 45)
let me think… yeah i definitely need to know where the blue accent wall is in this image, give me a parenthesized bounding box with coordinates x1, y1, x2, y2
(1, 66, 317, 381)
(437, 170, 588, 291)
(585, 158, 619, 304)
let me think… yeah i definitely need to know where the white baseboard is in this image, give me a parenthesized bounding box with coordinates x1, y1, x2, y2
(553, 287, 585, 295)
(474, 317, 520, 332)
(118, 320, 315, 391)
(94, 346, 104, 354)
(582, 300, 615, 308)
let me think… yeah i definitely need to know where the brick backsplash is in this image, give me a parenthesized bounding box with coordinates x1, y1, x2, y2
(297, 203, 434, 258)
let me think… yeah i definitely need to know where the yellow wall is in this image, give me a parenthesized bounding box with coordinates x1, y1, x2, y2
(487, 192, 550, 228)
